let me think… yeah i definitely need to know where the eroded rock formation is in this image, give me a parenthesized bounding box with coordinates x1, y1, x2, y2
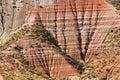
(27, 0, 120, 61)
(0, 0, 33, 43)
(0, 0, 120, 79)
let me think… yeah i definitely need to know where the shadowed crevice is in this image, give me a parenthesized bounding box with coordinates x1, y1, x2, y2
(0, 1, 5, 36)
(69, 0, 85, 61)
(53, 0, 58, 44)
(61, 1, 67, 52)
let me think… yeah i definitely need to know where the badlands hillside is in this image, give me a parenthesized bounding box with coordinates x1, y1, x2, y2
(0, 0, 120, 80)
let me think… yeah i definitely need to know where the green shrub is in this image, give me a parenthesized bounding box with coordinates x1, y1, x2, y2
(31, 25, 57, 46)
(112, 26, 120, 47)
(1, 71, 46, 80)
(107, 0, 120, 10)
(0, 27, 29, 51)
(14, 45, 23, 52)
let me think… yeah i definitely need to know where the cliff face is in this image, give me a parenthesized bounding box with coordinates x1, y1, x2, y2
(0, 0, 120, 79)
(0, 29, 80, 79)
(0, 0, 33, 42)
(0, 0, 57, 43)
(27, 0, 120, 61)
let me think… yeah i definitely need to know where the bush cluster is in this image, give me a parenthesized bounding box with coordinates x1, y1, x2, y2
(107, 0, 120, 10)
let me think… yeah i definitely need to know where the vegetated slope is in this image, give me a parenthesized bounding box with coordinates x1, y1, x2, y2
(107, 0, 120, 10)
(103, 26, 120, 79)
(0, 26, 46, 80)
(0, 25, 84, 80)
(0, 24, 120, 80)
(106, 0, 120, 15)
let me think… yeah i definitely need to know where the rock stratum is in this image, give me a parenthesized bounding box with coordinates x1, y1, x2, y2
(0, 0, 120, 80)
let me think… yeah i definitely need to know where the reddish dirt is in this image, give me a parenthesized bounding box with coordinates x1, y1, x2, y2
(0, 0, 120, 79)
(27, 0, 120, 60)
(25, 0, 120, 79)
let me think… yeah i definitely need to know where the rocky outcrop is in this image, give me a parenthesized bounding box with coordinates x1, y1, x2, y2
(0, 0, 33, 43)
(0, 0, 120, 79)
(0, 27, 81, 79)
(27, 0, 120, 61)
(23, 0, 120, 79)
